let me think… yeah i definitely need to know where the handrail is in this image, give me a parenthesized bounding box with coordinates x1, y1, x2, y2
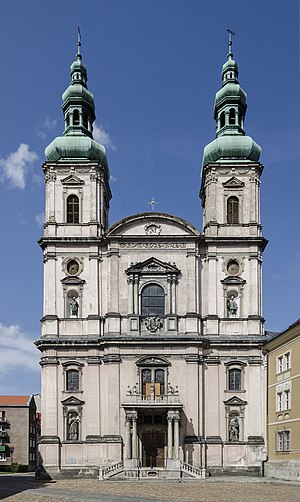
(180, 460, 206, 478)
(99, 461, 124, 480)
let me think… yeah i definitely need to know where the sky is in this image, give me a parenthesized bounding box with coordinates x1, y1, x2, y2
(0, 1, 299, 395)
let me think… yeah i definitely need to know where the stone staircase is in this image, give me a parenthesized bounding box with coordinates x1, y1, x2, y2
(99, 460, 207, 480)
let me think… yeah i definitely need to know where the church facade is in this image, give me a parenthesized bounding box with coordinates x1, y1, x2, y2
(37, 38, 267, 479)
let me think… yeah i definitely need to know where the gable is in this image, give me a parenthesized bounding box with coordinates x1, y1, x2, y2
(222, 177, 244, 188)
(61, 174, 84, 186)
(126, 257, 180, 275)
(106, 212, 200, 238)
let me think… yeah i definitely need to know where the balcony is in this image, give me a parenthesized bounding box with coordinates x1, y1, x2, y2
(122, 386, 182, 409)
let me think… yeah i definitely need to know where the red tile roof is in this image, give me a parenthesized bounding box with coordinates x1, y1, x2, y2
(0, 396, 31, 406)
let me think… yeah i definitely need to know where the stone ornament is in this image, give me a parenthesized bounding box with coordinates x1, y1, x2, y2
(144, 223, 162, 235)
(145, 316, 162, 333)
(229, 415, 239, 441)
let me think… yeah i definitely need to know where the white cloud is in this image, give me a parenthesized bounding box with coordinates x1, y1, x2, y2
(110, 174, 117, 182)
(0, 323, 39, 376)
(93, 123, 116, 150)
(36, 116, 58, 139)
(0, 144, 38, 190)
(35, 212, 45, 227)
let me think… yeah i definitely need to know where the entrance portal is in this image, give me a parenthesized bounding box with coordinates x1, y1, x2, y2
(142, 432, 165, 467)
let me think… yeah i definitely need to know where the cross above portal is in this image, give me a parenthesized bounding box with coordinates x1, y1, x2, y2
(148, 197, 158, 211)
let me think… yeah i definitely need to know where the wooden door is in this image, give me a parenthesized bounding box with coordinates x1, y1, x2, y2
(142, 432, 165, 468)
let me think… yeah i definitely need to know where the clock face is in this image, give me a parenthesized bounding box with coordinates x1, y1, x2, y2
(67, 260, 79, 275)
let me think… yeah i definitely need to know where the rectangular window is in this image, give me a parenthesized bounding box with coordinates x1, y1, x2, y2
(277, 356, 283, 373)
(285, 352, 291, 370)
(285, 390, 291, 410)
(277, 392, 283, 411)
(276, 430, 291, 452)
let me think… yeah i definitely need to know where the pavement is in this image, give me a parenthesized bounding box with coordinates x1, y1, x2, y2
(0, 474, 300, 502)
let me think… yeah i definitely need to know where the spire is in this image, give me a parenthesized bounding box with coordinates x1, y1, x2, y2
(227, 28, 235, 58)
(201, 34, 261, 166)
(44, 31, 108, 166)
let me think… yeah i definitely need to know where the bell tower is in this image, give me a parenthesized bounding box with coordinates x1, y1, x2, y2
(200, 35, 267, 336)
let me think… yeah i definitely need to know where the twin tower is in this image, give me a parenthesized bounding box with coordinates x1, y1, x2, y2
(37, 37, 267, 479)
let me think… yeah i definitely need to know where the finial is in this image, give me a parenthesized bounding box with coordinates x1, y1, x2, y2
(227, 28, 235, 58)
(148, 197, 158, 211)
(77, 26, 82, 60)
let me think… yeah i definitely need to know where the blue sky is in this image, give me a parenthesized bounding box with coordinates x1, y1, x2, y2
(0, 1, 299, 395)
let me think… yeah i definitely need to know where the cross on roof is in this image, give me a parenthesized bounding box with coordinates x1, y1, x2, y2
(148, 197, 158, 211)
(227, 28, 236, 54)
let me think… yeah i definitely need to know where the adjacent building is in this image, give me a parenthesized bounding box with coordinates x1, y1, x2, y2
(0, 395, 37, 470)
(265, 320, 300, 480)
(37, 37, 267, 479)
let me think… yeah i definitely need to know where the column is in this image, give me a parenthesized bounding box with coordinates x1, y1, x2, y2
(174, 413, 180, 460)
(167, 411, 173, 459)
(125, 414, 132, 459)
(131, 413, 138, 458)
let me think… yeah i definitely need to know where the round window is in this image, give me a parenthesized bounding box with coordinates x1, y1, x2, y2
(67, 260, 79, 275)
(227, 260, 240, 276)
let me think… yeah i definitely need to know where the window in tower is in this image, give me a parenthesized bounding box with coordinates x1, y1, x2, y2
(66, 113, 70, 127)
(229, 108, 236, 125)
(73, 109, 80, 126)
(66, 369, 80, 392)
(67, 195, 79, 223)
(228, 369, 241, 391)
(227, 196, 239, 224)
(220, 112, 225, 128)
(141, 284, 165, 317)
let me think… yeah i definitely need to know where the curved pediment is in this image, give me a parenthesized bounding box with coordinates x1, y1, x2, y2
(106, 212, 200, 238)
(135, 355, 171, 367)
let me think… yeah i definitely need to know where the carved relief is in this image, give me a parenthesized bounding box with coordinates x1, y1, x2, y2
(144, 316, 163, 333)
(144, 223, 162, 235)
(120, 242, 185, 249)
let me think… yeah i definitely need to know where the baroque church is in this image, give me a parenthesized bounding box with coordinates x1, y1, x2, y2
(37, 36, 267, 479)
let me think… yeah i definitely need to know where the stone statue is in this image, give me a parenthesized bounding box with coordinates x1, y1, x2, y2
(227, 295, 238, 317)
(70, 296, 79, 318)
(68, 414, 79, 440)
(229, 416, 239, 441)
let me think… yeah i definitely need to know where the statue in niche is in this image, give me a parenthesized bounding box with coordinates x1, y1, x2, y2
(68, 413, 79, 441)
(69, 296, 79, 318)
(229, 415, 240, 441)
(227, 294, 238, 317)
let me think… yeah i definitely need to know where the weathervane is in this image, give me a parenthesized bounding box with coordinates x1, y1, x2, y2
(227, 28, 235, 55)
(148, 197, 158, 211)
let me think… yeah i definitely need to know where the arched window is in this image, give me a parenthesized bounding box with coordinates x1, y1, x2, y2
(229, 108, 235, 125)
(67, 195, 79, 223)
(220, 111, 225, 128)
(227, 196, 239, 224)
(228, 368, 241, 391)
(141, 284, 165, 317)
(66, 369, 79, 391)
(73, 109, 80, 126)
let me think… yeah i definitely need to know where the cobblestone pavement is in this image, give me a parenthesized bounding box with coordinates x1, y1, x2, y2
(1, 475, 300, 502)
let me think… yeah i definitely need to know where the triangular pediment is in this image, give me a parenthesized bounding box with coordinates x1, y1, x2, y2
(61, 396, 85, 406)
(223, 177, 244, 188)
(224, 396, 247, 406)
(61, 174, 84, 186)
(126, 257, 180, 275)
